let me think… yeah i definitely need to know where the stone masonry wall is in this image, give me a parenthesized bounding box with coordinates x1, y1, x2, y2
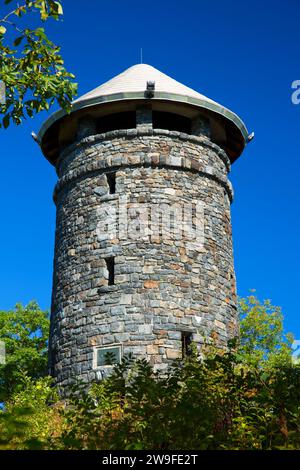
(49, 128, 237, 388)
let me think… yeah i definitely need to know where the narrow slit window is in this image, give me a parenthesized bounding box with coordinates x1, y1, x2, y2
(181, 331, 192, 358)
(105, 257, 115, 285)
(106, 172, 116, 194)
(230, 272, 237, 302)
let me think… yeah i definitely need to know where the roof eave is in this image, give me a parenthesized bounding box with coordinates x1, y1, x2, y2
(37, 91, 249, 148)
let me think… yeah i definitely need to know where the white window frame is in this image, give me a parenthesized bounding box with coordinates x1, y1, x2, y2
(93, 344, 122, 369)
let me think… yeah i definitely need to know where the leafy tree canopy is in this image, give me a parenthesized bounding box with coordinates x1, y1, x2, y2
(0, 0, 77, 128)
(239, 294, 293, 367)
(0, 301, 49, 402)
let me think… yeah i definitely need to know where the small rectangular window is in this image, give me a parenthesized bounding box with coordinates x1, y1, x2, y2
(96, 345, 121, 367)
(105, 257, 115, 285)
(181, 331, 192, 358)
(106, 172, 116, 194)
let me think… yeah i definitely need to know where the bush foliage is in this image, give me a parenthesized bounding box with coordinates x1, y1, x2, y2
(1, 295, 300, 450)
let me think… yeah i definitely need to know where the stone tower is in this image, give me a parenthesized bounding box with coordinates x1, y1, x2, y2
(37, 64, 250, 388)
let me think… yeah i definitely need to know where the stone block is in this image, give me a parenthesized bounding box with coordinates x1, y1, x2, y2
(144, 280, 159, 289)
(166, 349, 181, 359)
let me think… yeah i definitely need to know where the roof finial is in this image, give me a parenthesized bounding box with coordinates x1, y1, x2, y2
(140, 47, 143, 64)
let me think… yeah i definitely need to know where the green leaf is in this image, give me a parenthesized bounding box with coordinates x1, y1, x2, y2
(14, 36, 24, 47)
(3, 114, 10, 129)
(54, 1, 63, 15)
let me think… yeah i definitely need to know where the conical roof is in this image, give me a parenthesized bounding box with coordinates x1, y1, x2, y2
(75, 64, 218, 105)
(37, 63, 250, 164)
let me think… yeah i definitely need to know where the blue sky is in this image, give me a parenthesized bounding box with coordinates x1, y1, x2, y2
(1, 0, 300, 336)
